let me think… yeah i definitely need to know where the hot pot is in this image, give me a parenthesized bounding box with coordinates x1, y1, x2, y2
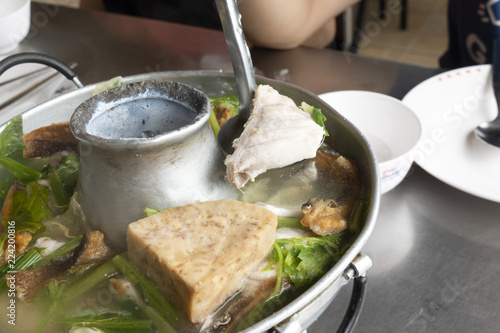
(0, 55, 380, 333)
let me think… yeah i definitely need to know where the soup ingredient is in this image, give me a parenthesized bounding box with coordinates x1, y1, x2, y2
(301, 198, 349, 235)
(300, 102, 329, 137)
(301, 150, 361, 236)
(13, 231, 112, 303)
(33, 236, 65, 256)
(127, 199, 278, 323)
(112, 254, 184, 331)
(0, 118, 80, 263)
(224, 85, 324, 189)
(91, 76, 123, 97)
(0, 181, 52, 257)
(36, 279, 67, 333)
(201, 260, 286, 333)
(236, 232, 348, 330)
(209, 94, 239, 138)
(22, 122, 79, 159)
(60, 312, 152, 332)
(48, 152, 79, 207)
(0, 116, 24, 159)
(270, 232, 347, 288)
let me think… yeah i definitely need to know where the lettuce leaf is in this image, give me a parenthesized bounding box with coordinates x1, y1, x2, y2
(0, 181, 52, 250)
(0, 116, 25, 161)
(0, 116, 28, 204)
(268, 232, 346, 287)
(48, 152, 79, 207)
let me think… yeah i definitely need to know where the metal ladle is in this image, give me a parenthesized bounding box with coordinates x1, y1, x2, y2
(215, 0, 256, 155)
(475, 40, 500, 148)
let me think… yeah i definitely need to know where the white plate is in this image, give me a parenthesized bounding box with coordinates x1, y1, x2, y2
(402, 64, 500, 203)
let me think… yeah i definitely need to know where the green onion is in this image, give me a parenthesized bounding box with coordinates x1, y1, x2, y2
(112, 254, 185, 329)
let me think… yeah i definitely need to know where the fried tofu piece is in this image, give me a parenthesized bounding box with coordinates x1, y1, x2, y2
(127, 199, 278, 323)
(11, 231, 111, 303)
(22, 122, 78, 158)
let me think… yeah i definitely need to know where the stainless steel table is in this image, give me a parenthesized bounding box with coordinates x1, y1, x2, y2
(8, 3, 500, 332)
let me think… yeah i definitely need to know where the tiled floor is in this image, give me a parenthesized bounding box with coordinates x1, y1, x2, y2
(355, 0, 449, 68)
(37, 0, 449, 68)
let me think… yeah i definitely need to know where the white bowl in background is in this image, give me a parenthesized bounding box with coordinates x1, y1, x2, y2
(0, 0, 31, 55)
(320, 90, 422, 194)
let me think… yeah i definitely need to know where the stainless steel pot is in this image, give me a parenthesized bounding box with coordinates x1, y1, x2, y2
(0, 55, 380, 333)
(70, 80, 237, 251)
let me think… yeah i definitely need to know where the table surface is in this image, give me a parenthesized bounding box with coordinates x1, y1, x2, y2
(7, 3, 500, 333)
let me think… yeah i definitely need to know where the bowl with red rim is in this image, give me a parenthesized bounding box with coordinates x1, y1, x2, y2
(320, 90, 422, 194)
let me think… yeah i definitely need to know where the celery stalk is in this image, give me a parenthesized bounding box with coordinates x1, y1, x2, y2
(277, 217, 307, 229)
(0, 247, 42, 293)
(62, 259, 119, 304)
(112, 254, 185, 329)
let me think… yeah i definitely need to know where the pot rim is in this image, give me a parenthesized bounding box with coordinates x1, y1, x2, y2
(69, 80, 211, 149)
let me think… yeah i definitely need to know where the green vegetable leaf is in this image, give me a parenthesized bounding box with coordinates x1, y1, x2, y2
(91, 76, 123, 96)
(48, 152, 79, 207)
(300, 102, 329, 137)
(144, 207, 161, 217)
(4, 181, 52, 226)
(0, 182, 52, 250)
(0, 116, 25, 161)
(36, 280, 68, 333)
(269, 232, 346, 287)
(209, 94, 239, 117)
(0, 155, 42, 182)
(209, 95, 239, 138)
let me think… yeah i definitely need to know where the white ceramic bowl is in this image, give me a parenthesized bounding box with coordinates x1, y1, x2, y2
(320, 90, 422, 194)
(0, 0, 31, 55)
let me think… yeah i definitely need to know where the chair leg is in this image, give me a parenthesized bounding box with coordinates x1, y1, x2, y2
(400, 0, 407, 30)
(349, 0, 367, 53)
(380, 0, 407, 30)
(379, 0, 386, 19)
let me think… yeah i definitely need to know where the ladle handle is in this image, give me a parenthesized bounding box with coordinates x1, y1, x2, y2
(215, 0, 256, 119)
(0, 52, 84, 89)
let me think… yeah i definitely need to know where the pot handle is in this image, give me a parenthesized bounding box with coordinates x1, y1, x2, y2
(336, 275, 367, 333)
(0, 52, 84, 88)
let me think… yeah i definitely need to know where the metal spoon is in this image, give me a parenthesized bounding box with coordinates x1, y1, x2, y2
(215, 0, 257, 155)
(475, 40, 500, 148)
(475, 110, 500, 148)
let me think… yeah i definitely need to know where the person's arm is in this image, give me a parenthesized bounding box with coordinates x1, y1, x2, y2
(238, 0, 360, 49)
